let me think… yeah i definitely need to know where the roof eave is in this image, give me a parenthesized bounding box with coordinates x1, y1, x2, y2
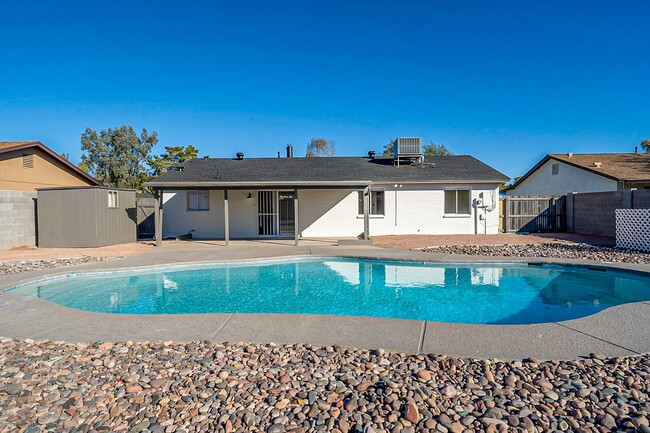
(144, 179, 507, 188)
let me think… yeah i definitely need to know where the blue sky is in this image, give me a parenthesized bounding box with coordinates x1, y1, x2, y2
(1, 1, 648, 178)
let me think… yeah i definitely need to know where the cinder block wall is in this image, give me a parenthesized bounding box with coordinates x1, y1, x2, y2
(0, 190, 37, 249)
(569, 190, 650, 237)
(632, 189, 650, 209)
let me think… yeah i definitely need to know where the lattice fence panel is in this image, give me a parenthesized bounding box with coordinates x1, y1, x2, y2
(616, 209, 650, 252)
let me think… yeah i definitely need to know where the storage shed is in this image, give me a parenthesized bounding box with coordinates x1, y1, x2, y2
(37, 187, 137, 248)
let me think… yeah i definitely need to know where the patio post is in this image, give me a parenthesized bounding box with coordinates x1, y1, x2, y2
(294, 189, 299, 246)
(224, 189, 229, 246)
(363, 186, 370, 239)
(154, 188, 163, 247)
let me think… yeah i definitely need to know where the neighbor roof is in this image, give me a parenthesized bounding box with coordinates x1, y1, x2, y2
(508, 153, 650, 190)
(0, 141, 101, 186)
(145, 155, 509, 188)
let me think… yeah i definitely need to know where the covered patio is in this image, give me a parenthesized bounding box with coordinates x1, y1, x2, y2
(149, 183, 373, 247)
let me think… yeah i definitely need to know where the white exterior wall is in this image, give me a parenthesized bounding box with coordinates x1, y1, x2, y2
(162, 184, 501, 239)
(507, 160, 618, 196)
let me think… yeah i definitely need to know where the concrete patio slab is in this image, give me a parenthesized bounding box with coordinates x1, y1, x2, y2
(215, 313, 424, 353)
(558, 302, 650, 355)
(421, 321, 637, 359)
(1, 240, 649, 360)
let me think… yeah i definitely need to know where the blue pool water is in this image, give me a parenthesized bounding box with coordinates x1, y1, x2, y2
(8, 258, 650, 324)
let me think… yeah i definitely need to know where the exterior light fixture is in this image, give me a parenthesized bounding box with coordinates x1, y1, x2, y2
(247, 193, 253, 199)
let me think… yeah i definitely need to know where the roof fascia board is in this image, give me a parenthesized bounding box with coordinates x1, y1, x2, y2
(144, 179, 506, 189)
(143, 181, 373, 189)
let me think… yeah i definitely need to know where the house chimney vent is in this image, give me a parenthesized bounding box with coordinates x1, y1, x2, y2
(368, 150, 376, 159)
(236, 152, 244, 160)
(593, 161, 602, 168)
(635, 146, 638, 154)
(286, 144, 293, 158)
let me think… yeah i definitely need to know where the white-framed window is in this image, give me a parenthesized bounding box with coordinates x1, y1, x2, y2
(358, 190, 384, 215)
(107, 190, 118, 208)
(444, 189, 471, 215)
(552, 163, 559, 175)
(187, 190, 209, 211)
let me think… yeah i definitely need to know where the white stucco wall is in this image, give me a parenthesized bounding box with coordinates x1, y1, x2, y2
(162, 184, 501, 239)
(507, 160, 618, 196)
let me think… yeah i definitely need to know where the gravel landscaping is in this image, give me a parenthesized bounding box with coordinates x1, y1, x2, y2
(418, 244, 650, 264)
(1, 338, 649, 433)
(0, 256, 112, 277)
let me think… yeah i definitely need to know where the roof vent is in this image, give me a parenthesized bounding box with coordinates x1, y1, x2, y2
(593, 161, 602, 168)
(567, 152, 573, 158)
(236, 152, 244, 160)
(174, 166, 184, 172)
(368, 150, 375, 159)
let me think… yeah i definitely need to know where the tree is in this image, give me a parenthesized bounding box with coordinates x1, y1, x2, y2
(80, 125, 158, 189)
(423, 141, 453, 156)
(380, 140, 394, 157)
(500, 176, 521, 190)
(306, 138, 335, 157)
(380, 140, 453, 157)
(148, 145, 199, 177)
(641, 139, 650, 153)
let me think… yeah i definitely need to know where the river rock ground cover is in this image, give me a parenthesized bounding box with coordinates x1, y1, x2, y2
(417, 244, 650, 264)
(0, 257, 111, 277)
(1, 339, 649, 433)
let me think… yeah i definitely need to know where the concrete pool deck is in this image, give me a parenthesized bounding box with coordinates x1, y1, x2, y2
(1, 239, 649, 360)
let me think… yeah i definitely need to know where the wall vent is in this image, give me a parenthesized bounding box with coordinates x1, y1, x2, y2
(22, 154, 34, 169)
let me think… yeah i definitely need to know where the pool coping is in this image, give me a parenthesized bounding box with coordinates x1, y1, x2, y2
(1, 245, 649, 360)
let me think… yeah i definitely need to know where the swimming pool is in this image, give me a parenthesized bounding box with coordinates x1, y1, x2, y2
(8, 257, 650, 324)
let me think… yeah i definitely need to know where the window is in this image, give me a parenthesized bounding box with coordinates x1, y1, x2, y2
(444, 189, 471, 215)
(358, 190, 384, 215)
(552, 163, 559, 175)
(187, 190, 209, 211)
(107, 191, 118, 208)
(22, 154, 34, 169)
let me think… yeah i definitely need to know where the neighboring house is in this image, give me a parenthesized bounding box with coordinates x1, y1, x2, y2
(0, 141, 100, 190)
(0, 141, 100, 250)
(144, 140, 509, 244)
(507, 152, 650, 196)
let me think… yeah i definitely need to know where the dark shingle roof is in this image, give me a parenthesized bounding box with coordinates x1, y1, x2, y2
(145, 155, 508, 188)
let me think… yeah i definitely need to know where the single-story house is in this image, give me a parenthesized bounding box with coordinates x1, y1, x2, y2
(144, 139, 509, 245)
(506, 152, 650, 196)
(0, 141, 100, 190)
